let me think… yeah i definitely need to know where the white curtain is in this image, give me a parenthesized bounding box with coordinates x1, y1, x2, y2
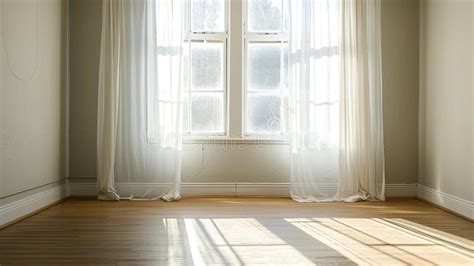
(288, 0, 385, 202)
(97, 0, 186, 201)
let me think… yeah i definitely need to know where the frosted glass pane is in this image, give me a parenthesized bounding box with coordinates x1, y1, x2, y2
(248, 43, 282, 91)
(183, 44, 190, 90)
(191, 42, 224, 91)
(282, 44, 288, 89)
(248, 0, 282, 32)
(183, 96, 189, 133)
(191, 93, 224, 132)
(191, 0, 225, 32)
(247, 95, 281, 133)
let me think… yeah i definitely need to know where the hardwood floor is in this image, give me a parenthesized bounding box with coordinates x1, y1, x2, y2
(0, 198, 473, 265)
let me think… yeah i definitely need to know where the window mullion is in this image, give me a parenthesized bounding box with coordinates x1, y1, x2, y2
(228, 0, 244, 138)
(187, 40, 192, 134)
(279, 41, 285, 133)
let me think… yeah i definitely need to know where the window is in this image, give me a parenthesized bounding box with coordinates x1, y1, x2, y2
(244, 0, 288, 135)
(184, 0, 289, 138)
(183, 0, 228, 135)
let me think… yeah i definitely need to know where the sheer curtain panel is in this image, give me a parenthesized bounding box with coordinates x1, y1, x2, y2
(288, 0, 385, 202)
(97, 0, 185, 201)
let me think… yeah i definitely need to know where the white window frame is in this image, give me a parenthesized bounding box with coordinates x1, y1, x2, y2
(184, 0, 290, 143)
(242, 0, 288, 138)
(183, 0, 230, 137)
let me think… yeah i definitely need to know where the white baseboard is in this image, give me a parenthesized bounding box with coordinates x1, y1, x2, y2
(0, 183, 68, 227)
(181, 183, 237, 196)
(8, 181, 470, 229)
(182, 183, 291, 197)
(417, 185, 474, 220)
(68, 181, 417, 198)
(3, 181, 469, 229)
(237, 183, 292, 196)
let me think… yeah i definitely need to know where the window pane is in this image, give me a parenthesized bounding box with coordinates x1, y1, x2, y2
(247, 0, 282, 32)
(248, 43, 282, 91)
(191, 0, 225, 32)
(282, 43, 288, 90)
(191, 93, 224, 133)
(191, 42, 224, 91)
(247, 95, 281, 133)
(183, 96, 189, 133)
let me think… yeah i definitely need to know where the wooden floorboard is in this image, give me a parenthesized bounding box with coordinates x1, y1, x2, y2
(0, 198, 473, 265)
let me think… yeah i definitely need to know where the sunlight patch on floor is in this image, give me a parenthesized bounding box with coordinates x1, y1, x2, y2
(180, 218, 316, 265)
(287, 218, 474, 265)
(161, 217, 474, 265)
(159, 218, 474, 265)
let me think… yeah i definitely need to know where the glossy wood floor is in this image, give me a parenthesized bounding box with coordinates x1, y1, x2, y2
(0, 198, 473, 265)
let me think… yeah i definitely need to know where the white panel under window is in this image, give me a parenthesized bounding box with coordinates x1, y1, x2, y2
(247, 0, 282, 32)
(191, 93, 224, 133)
(247, 95, 281, 133)
(191, 0, 225, 32)
(191, 42, 224, 91)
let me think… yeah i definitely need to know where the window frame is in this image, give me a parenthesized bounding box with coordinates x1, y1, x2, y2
(184, 0, 290, 143)
(183, 0, 230, 137)
(242, 0, 289, 138)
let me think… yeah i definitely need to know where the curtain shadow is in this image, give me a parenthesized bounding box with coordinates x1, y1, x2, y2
(256, 218, 358, 265)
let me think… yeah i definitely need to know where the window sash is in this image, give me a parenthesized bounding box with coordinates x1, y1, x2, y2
(243, 38, 288, 136)
(182, 0, 229, 136)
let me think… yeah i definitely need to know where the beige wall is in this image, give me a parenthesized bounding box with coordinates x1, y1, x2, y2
(382, 0, 420, 184)
(68, 0, 421, 185)
(69, 0, 102, 177)
(0, 0, 67, 196)
(419, 0, 473, 201)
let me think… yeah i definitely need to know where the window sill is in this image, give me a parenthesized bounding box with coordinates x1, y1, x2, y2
(183, 136, 289, 145)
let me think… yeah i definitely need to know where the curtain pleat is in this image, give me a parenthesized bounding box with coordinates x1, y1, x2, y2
(289, 0, 385, 202)
(97, 0, 185, 201)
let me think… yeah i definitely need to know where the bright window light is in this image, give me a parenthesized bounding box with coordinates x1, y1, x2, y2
(245, 0, 288, 135)
(183, 0, 227, 135)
